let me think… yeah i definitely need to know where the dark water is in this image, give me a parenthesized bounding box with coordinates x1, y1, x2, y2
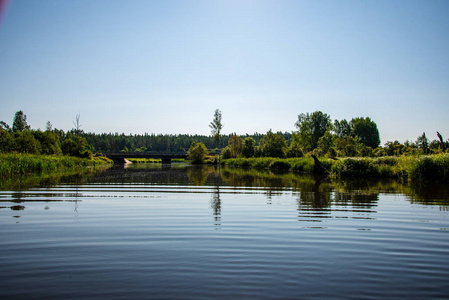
(1, 164, 449, 299)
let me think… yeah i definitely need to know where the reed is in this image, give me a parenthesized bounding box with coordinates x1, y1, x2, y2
(406, 154, 449, 183)
(222, 157, 317, 172)
(222, 154, 449, 183)
(126, 158, 162, 163)
(0, 153, 112, 177)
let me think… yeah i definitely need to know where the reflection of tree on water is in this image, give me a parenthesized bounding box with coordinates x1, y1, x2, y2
(185, 165, 224, 228)
(211, 185, 221, 229)
(210, 166, 223, 229)
(407, 183, 449, 211)
(297, 176, 379, 217)
(186, 166, 211, 186)
(74, 185, 79, 220)
(220, 168, 383, 218)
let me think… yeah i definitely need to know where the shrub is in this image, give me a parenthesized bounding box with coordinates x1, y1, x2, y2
(221, 146, 232, 159)
(331, 158, 378, 177)
(187, 141, 208, 164)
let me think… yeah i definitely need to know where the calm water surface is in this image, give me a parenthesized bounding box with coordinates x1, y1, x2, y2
(1, 164, 449, 299)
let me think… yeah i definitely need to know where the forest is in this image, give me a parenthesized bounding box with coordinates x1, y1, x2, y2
(0, 110, 447, 160)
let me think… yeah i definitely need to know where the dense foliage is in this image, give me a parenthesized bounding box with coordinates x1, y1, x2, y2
(222, 154, 449, 183)
(187, 141, 209, 164)
(2, 110, 447, 162)
(0, 111, 91, 158)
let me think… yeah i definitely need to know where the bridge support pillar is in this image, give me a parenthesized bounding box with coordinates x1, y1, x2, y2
(110, 157, 128, 164)
(161, 157, 172, 164)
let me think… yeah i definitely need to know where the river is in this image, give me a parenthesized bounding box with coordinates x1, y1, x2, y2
(1, 163, 449, 299)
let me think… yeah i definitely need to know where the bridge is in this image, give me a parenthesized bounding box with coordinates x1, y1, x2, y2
(104, 152, 188, 164)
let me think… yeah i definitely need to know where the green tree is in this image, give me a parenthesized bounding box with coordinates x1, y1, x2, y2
(15, 131, 40, 154)
(221, 146, 232, 159)
(286, 133, 303, 158)
(209, 109, 223, 148)
(317, 131, 334, 155)
(62, 139, 78, 156)
(416, 132, 429, 154)
(295, 111, 331, 152)
(0, 128, 15, 152)
(228, 134, 244, 158)
(12, 110, 30, 133)
(259, 130, 287, 158)
(384, 140, 406, 156)
(0, 121, 11, 132)
(62, 134, 88, 157)
(350, 117, 380, 149)
(334, 136, 357, 157)
(46, 121, 53, 132)
(187, 141, 208, 164)
(242, 137, 256, 158)
(33, 130, 62, 155)
(333, 119, 351, 138)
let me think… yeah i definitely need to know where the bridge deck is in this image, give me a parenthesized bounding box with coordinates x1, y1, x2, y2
(105, 152, 188, 159)
(103, 151, 218, 164)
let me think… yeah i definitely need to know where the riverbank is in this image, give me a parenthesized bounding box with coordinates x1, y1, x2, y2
(0, 153, 113, 177)
(221, 154, 449, 183)
(126, 158, 187, 164)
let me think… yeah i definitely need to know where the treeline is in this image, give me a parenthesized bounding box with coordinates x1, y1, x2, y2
(0, 111, 91, 157)
(220, 111, 448, 159)
(2, 110, 447, 160)
(0, 110, 293, 156)
(82, 132, 293, 153)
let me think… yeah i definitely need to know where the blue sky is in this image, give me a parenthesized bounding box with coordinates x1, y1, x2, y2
(0, 0, 448, 144)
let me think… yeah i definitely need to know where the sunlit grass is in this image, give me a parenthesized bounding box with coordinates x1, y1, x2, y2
(222, 154, 449, 183)
(0, 153, 112, 177)
(126, 158, 162, 163)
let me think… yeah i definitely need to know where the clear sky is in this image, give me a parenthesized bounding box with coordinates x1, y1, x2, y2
(0, 0, 448, 144)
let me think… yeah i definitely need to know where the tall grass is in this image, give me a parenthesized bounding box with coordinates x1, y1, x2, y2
(331, 154, 449, 182)
(222, 154, 449, 183)
(0, 153, 112, 177)
(407, 154, 449, 183)
(126, 158, 162, 163)
(222, 157, 317, 173)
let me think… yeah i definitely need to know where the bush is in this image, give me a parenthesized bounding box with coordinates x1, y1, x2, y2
(187, 141, 208, 164)
(331, 158, 378, 177)
(221, 146, 232, 159)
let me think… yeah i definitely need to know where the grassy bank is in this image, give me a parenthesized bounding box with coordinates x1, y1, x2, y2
(126, 158, 162, 163)
(0, 153, 112, 177)
(221, 154, 449, 183)
(126, 158, 188, 163)
(221, 157, 331, 173)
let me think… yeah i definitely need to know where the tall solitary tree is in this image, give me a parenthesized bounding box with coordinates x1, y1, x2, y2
(73, 113, 82, 134)
(209, 109, 223, 149)
(12, 110, 30, 133)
